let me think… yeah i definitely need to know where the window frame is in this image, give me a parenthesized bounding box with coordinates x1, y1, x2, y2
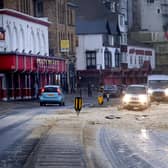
(86, 51, 96, 69)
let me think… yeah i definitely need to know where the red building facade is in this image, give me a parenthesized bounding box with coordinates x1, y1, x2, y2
(0, 53, 67, 101)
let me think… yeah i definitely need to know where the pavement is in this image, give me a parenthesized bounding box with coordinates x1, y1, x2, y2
(0, 90, 104, 114)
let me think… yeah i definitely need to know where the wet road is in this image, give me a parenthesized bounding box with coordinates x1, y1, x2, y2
(0, 98, 168, 168)
(0, 104, 73, 168)
(99, 127, 168, 168)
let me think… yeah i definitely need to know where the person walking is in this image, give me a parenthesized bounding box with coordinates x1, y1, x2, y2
(88, 82, 92, 97)
(34, 82, 39, 99)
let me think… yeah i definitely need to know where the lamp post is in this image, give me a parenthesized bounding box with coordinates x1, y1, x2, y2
(97, 64, 102, 86)
(78, 75, 82, 97)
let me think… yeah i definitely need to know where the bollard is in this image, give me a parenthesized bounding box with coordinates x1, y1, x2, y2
(74, 97, 83, 116)
(106, 93, 110, 102)
(98, 95, 104, 105)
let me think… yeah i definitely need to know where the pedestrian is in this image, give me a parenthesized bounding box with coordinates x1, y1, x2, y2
(88, 82, 92, 97)
(34, 82, 38, 99)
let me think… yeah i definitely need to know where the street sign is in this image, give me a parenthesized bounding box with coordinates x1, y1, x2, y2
(74, 97, 82, 116)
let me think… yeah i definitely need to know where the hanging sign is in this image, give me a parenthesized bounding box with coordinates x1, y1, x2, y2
(61, 40, 69, 52)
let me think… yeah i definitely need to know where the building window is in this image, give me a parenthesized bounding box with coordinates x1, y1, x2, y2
(147, 0, 154, 3)
(104, 49, 112, 69)
(103, 34, 113, 46)
(0, 0, 3, 9)
(119, 14, 125, 27)
(130, 55, 133, 65)
(86, 51, 96, 69)
(135, 56, 137, 64)
(20, 0, 31, 14)
(34, 0, 44, 17)
(115, 49, 120, 67)
(121, 33, 127, 45)
(138, 56, 143, 66)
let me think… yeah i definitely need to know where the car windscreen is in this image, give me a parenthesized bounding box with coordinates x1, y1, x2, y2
(104, 85, 116, 89)
(126, 86, 146, 94)
(44, 87, 58, 92)
(149, 80, 168, 89)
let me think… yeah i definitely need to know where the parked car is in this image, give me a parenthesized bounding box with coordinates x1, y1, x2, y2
(39, 85, 65, 106)
(122, 84, 150, 110)
(103, 84, 121, 98)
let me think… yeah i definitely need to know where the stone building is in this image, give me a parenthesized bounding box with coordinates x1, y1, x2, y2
(0, 0, 76, 92)
(128, 0, 168, 74)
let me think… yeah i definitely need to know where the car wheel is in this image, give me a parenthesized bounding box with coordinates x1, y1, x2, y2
(40, 102, 43, 106)
(60, 101, 65, 106)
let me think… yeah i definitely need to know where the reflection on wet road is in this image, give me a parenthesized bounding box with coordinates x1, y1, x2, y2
(100, 127, 168, 168)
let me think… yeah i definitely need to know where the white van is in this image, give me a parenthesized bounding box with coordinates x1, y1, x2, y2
(147, 74, 168, 101)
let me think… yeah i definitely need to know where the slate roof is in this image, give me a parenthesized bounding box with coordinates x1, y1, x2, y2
(76, 19, 118, 34)
(71, 0, 118, 35)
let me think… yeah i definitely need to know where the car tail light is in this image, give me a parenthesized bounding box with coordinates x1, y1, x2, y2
(41, 88, 45, 93)
(57, 88, 61, 95)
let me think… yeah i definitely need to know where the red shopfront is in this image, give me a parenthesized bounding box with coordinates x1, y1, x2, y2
(0, 53, 67, 101)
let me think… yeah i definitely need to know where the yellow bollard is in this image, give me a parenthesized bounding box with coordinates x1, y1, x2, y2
(74, 97, 83, 116)
(98, 95, 104, 105)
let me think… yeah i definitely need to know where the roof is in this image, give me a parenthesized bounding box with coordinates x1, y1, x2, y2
(73, 0, 118, 35)
(148, 74, 168, 80)
(76, 19, 117, 34)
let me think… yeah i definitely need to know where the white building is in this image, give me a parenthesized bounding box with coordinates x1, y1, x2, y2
(0, 8, 49, 56)
(127, 45, 155, 69)
(76, 34, 119, 71)
(76, 34, 155, 71)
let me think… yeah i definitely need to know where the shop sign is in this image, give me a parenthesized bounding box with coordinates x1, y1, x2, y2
(61, 40, 69, 52)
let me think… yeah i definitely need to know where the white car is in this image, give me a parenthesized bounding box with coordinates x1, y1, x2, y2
(122, 84, 150, 110)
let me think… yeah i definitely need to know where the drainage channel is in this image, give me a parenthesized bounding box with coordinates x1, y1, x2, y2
(26, 129, 87, 168)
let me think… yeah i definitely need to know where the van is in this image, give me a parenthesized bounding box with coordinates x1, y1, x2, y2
(147, 74, 168, 101)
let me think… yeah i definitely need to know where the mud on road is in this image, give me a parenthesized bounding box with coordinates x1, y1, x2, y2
(27, 103, 168, 168)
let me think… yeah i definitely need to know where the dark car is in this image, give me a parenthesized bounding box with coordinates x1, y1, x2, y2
(103, 84, 121, 97)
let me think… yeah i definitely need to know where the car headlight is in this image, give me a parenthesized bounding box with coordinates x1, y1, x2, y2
(165, 89, 168, 96)
(122, 94, 131, 103)
(148, 89, 153, 94)
(139, 95, 148, 104)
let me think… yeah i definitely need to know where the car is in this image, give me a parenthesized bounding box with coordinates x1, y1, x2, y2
(39, 85, 65, 106)
(122, 84, 150, 110)
(103, 84, 121, 98)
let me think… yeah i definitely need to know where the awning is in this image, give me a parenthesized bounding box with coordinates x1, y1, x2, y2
(0, 53, 67, 73)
